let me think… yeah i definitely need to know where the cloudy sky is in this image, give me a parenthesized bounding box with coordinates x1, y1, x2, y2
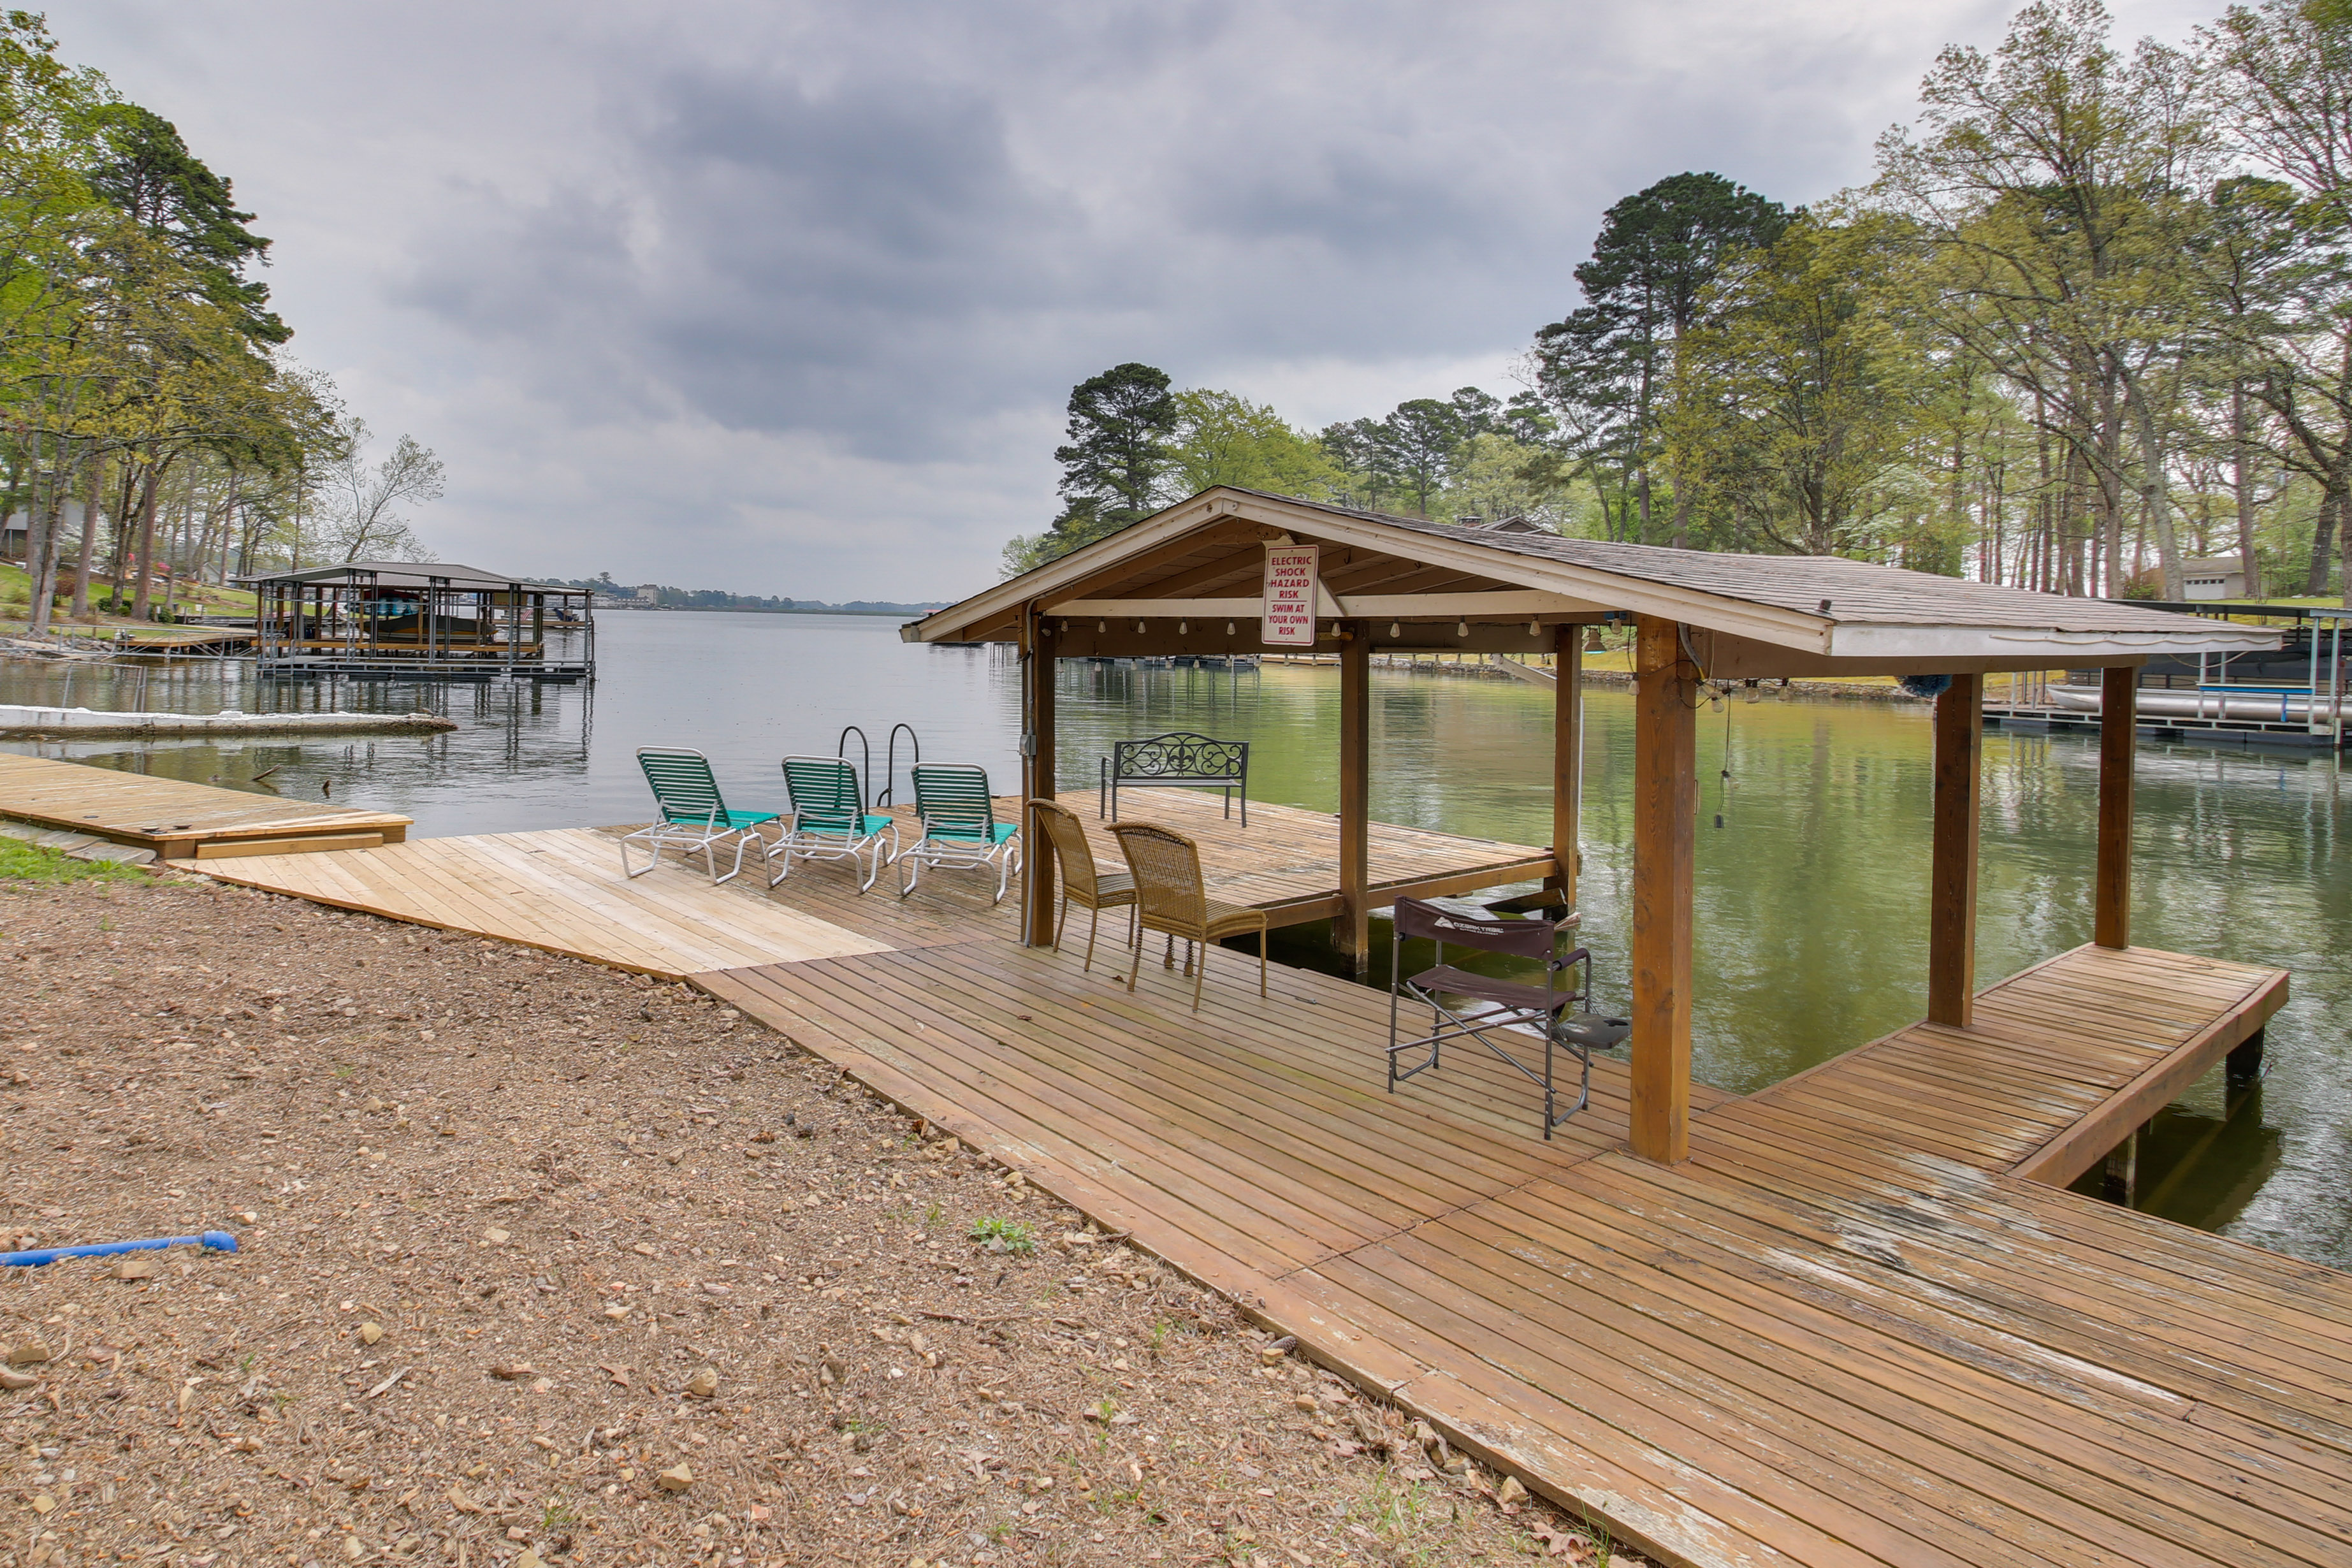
(61, 1, 2210, 600)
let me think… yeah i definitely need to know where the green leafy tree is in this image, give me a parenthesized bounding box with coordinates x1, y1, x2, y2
(2202, 0, 2352, 599)
(1874, 0, 2217, 597)
(1319, 388, 1504, 518)
(88, 103, 284, 344)
(1162, 389, 1340, 502)
(1667, 212, 1935, 558)
(1001, 362, 1177, 575)
(1531, 172, 1787, 545)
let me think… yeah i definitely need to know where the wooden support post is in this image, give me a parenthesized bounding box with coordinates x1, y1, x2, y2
(1335, 621, 1372, 975)
(1019, 606, 1058, 948)
(1550, 625, 1583, 905)
(2095, 665, 2137, 950)
(1926, 673, 1983, 1027)
(2227, 1027, 2266, 1084)
(1630, 615, 1695, 1165)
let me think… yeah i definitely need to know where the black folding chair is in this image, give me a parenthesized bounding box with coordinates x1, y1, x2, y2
(1386, 896, 1625, 1138)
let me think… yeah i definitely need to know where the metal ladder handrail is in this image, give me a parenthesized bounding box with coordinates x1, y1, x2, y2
(836, 725, 873, 810)
(880, 723, 920, 809)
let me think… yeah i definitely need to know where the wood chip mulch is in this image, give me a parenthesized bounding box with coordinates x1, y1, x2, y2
(0, 873, 1637, 1568)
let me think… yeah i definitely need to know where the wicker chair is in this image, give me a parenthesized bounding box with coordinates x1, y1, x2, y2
(1108, 821, 1267, 1011)
(1029, 799, 1137, 972)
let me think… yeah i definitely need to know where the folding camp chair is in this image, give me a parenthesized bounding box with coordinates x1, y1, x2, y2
(619, 747, 781, 885)
(1386, 896, 1626, 1138)
(773, 755, 900, 892)
(897, 764, 1020, 902)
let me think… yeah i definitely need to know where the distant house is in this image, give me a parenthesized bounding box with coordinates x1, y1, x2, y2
(2, 502, 91, 563)
(1454, 514, 1550, 535)
(2179, 556, 2248, 601)
(635, 584, 660, 603)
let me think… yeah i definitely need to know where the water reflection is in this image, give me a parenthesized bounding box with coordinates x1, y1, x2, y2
(3, 614, 2344, 1266)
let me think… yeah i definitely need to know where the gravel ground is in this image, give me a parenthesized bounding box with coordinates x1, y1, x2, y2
(0, 866, 1634, 1568)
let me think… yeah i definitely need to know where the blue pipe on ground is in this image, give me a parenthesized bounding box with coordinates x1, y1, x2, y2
(0, 1231, 239, 1268)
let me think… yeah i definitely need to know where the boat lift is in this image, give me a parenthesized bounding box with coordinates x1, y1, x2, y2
(2190, 607, 2348, 743)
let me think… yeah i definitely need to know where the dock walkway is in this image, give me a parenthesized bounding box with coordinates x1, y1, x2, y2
(15, 760, 2337, 1565)
(182, 790, 1556, 973)
(0, 751, 410, 859)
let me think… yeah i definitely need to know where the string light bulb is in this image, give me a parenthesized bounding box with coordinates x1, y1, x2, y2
(1225, 621, 1235, 635)
(1456, 620, 1469, 638)
(1178, 620, 1188, 634)
(1098, 620, 1106, 634)
(1528, 620, 1541, 636)
(1135, 620, 1145, 634)
(1388, 621, 1401, 639)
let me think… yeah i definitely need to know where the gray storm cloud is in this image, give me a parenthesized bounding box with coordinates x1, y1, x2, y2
(58, 0, 2039, 596)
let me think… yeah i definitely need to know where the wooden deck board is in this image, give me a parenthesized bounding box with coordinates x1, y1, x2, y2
(699, 920, 2340, 1568)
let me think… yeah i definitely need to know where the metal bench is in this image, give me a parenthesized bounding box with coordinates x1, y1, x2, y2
(1099, 732, 1249, 826)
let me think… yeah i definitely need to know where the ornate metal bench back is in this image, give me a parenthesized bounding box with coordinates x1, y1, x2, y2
(1101, 732, 1250, 824)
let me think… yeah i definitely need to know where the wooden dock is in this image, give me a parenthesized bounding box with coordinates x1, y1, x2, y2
(697, 930, 2328, 1568)
(142, 757, 2351, 1568)
(0, 751, 411, 859)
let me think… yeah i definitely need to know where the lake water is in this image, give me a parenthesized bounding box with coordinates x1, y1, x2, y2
(4, 610, 2346, 1265)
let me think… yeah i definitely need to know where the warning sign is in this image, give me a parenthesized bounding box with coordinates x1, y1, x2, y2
(1261, 545, 1320, 648)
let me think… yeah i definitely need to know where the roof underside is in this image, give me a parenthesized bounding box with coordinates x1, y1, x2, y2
(908, 489, 2278, 674)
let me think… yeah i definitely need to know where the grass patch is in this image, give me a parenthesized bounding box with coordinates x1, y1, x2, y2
(0, 836, 145, 885)
(969, 1215, 1037, 1254)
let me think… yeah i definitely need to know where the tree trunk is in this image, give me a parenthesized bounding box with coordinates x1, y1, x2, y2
(2309, 484, 2339, 597)
(24, 428, 53, 636)
(2123, 369, 2182, 600)
(2337, 469, 2352, 609)
(129, 463, 160, 621)
(68, 446, 99, 621)
(2094, 371, 2126, 597)
(2231, 385, 2262, 599)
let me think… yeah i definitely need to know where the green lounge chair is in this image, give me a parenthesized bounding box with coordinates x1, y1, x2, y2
(619, 746, 780, 885)
(773, 755, 900, 893)
(897, 764, 1020, 902)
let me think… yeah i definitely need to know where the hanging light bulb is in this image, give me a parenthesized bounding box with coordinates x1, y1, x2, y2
(1388, 621, 1401, 639)
(1225, 621, 1235, 635)
(1456, 620, 1469, 638)
(1178, 620, 1188, 634)
(1135, 620, 1145, 634)
(1098, 620, 1107, 634)
(1528, 620, 1541, 637)
(1584, 626, 1606, 653)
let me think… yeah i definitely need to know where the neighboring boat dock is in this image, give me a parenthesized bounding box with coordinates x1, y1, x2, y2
(1988, 602, 2350, 748)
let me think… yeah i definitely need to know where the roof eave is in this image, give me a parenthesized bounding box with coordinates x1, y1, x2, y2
(906, 488, 1842, 654)
(1823, 622, 2283, 662)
